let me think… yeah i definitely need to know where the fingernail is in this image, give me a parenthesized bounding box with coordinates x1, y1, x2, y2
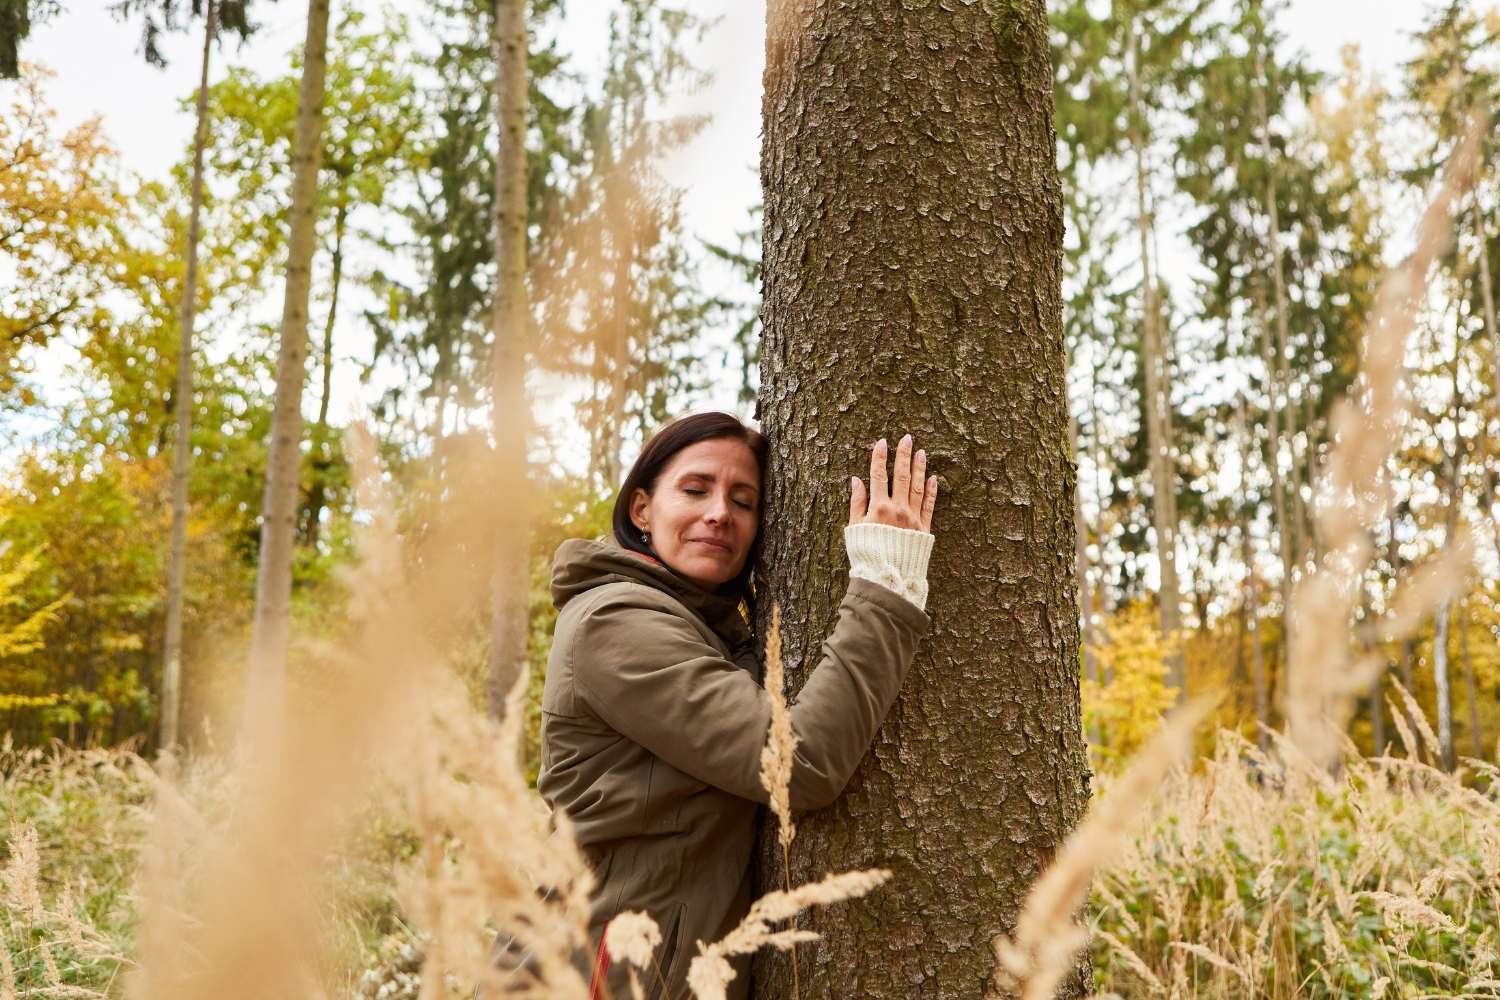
(877, 438, 886, 449)
(917, 449, 925, 461)
(901, 433, 912, 446)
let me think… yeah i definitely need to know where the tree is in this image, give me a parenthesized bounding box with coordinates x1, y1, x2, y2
(1051, 0, 1211, 698)
(246, 0, 331, 734)
(161, 0, 237, 753)
(754, 1, 1090, 996)
(0, 66, 125, 399)
(487, 0, 529, 716)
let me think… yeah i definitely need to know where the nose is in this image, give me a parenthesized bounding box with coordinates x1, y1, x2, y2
(704, 492, 731, 525)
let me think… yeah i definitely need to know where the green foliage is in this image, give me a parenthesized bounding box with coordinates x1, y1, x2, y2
(1092, 732, 1500, 998)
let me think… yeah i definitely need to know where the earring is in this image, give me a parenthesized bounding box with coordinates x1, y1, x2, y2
(641, 529, 651, 545)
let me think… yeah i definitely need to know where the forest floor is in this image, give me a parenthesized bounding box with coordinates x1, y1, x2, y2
(3, 730, 1498, 999)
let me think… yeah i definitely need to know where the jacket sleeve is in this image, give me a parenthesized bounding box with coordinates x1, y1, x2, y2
(569, 578, 930, 810)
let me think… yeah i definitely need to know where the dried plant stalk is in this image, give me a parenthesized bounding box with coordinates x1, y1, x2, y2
(1283, 112, 1487, 769)
(990, 700, 1210, 1000)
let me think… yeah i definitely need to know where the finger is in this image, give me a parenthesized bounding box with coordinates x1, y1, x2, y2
(910, 447, 927, 510)
(869, 438, 889, 500)
(920, 475, 938, 532)
(848, 476, 867, 525)
(892, 434, 912, 506)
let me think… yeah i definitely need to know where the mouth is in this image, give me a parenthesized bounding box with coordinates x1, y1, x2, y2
(691, 539, 732, 553)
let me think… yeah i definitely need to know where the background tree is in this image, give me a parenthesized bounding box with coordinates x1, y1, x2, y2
(755, 0, 1090, 996)
(245, 0, 331, 733)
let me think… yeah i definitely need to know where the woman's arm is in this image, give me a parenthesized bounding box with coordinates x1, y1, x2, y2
(570, 435, 938, 810)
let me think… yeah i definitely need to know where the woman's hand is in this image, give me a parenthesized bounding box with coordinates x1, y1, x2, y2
(849, 434, 937, 533)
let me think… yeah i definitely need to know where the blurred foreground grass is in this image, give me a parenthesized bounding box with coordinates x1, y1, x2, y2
(3, 731, 1498, 998)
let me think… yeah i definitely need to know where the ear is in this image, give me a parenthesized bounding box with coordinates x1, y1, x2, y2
(629, 487, 651, 533)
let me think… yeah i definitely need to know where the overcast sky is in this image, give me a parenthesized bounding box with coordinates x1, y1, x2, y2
(17, 0, 1433, 471)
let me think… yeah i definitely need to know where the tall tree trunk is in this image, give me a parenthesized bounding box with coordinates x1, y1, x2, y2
(487, 0, 531, 718)
(1474, 197, 1500, 563)
(1235, 396, 1270, 749)
(305, 200, 346, 553)
(246, 0, 331, 735)
(1362, 580, 1384, 756)
(1434, 599, 1455, 771)
(1254, 280, 1294, 692)
(1387, 512, 1416, 697)
(1476, 196, 1498, 399)
(755, 2, 1090, 996)
(1252, 8, 1306, 570)
(1126, 18, 1183, 699)
(160, 0, 217, 755)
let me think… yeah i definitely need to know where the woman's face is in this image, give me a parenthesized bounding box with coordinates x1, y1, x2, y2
(629, 437, 761, 590)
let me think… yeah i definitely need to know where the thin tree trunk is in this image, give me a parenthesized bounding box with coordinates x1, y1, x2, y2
(1126, 18, 1183, 699)
(1435, 599, 1455, 771)
(1362, 580, 1384, 756)
(160, 0, 217, 755)
(1235, 396, 1270, 749)
(246, 0, 332, 736)
(755, 1, 1089, 995)
(1254, 279, 1294, 684)
(1252, 11, 1306, 572)
(305, 200, 346, 552)
(487, 0, 531, 718)
(1476, 196, 1498, 398)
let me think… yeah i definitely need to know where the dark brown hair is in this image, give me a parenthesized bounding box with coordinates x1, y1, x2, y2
(612, 411, 768, 600)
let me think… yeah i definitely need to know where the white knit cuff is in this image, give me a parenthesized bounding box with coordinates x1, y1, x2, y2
(844, 522, 934, 612)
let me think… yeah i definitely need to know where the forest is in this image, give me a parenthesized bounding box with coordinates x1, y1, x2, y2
(2, 0, 1499, 997)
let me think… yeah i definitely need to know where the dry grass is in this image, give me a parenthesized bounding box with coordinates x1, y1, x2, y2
(1091, 731, 1500, 998)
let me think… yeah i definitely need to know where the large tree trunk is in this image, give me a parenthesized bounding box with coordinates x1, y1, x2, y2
(246, 0, 331, 734)
(160, 0, 217, 755)
(755, 2, 1091, 996)
(487, 0, 531, 718)
(1125, 18, 1183, 699)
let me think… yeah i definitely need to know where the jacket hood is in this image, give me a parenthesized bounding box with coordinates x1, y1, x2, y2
(550, 534, 752, 642)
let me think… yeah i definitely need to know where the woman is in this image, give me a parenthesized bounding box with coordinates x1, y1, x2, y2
(540, 411, 938, 999)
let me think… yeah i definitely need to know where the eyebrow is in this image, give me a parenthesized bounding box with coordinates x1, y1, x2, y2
(675, 470, 760, 494)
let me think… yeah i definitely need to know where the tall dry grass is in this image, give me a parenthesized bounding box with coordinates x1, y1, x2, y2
(988, 112, 1493, 997)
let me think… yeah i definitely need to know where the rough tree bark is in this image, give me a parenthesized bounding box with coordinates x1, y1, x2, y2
(754, 2, 1091, 996)
(245, 0, 330, 732)
(487, 0, 531, 717)
(160, 0, 217, 754)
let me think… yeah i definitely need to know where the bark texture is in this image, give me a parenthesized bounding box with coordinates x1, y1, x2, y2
(755, 2, 1091, 996)
(487, 0, 532, 717)
(246, 0, 331, 730)
(161, 0, 217, 753)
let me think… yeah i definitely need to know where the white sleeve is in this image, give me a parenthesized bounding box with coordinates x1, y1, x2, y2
(843, 522, 935, 612)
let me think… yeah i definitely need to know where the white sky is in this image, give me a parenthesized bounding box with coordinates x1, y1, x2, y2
(15, 0, 1432, 477)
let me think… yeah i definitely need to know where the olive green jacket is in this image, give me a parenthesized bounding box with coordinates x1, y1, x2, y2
(538, 535, 930, 1000)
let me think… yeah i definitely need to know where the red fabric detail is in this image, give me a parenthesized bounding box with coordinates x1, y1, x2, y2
(588, 921, 612, 999)
(623, 548, 664, 568)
